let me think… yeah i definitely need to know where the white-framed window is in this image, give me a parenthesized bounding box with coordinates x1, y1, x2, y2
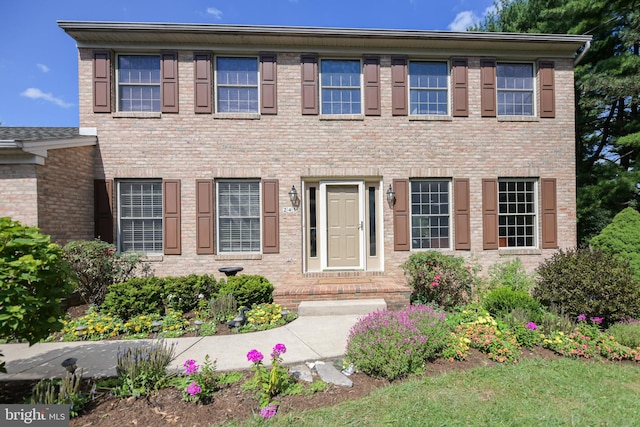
(320, 59, 362, 114)
(215, 56, 259, 113)
(498, 179, 537, 248)
(409, 61, 448, 115)
(117, 55, 161, 112)
(497, 63, 534, 116)
(217, 180, 261, 252)
(118, 180, 163, 253)
(410, 180, 450, 249)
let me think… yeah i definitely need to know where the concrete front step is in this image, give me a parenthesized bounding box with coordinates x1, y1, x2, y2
(297, 298, 386, 316)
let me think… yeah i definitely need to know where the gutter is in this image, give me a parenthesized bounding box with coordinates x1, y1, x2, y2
(574, 39, 591, 66)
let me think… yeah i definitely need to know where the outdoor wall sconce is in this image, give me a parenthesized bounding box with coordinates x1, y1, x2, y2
(289, 185, 300, 208)
(386, 184, 396, 208)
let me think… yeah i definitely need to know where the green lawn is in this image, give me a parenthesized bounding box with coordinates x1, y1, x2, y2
(234, 357, 640, 426)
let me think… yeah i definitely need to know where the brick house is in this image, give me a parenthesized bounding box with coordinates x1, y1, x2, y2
(1, 22, 591, 309)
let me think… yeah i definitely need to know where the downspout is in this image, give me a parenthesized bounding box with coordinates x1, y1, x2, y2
(574, 39, 591, 66)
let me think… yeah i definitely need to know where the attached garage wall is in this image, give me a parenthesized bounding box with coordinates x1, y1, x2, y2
(0, 164, 39, 226)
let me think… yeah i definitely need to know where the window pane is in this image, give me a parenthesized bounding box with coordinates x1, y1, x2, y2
(497, 63, 534, 116)
(216, 57, 259, 113)
(498, 179, 536, 248)
(119, 181, 162, 253)
(117, 56, 161, 112)
(320, 60, 361, 114)
(410, 180, 450, 249)
(409, 61, 448, 115)
(218, 181, 261, 252)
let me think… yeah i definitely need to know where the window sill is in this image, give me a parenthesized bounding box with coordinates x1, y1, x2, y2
(213, 113, 260, 120)
(497, 116, 539, 122)
(113, 112, 162, 119)
(319, 114, 364, 121)
(498, 248, 542, 255)
(144, 254, 164, 262)
(215, 253, 263, 261)
(409, 115, 452, 122)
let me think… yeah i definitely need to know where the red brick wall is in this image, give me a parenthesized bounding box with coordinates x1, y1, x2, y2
(37, 145, 95, 244)
(77, 49, 577, 285)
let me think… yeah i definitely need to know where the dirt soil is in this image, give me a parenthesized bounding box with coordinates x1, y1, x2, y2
(0, 305, 563, 426)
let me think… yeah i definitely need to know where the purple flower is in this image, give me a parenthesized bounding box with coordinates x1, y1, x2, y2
(271, 343, 287, 357)
(183, 359, 199, 375)
(260, 403, 278, 419)
(247, 349, 264, 363)
(187, 381, 201, 396)
(590, 317, 603, 324)
(525, 322, 537, 330)
(577, 314, 587, 322)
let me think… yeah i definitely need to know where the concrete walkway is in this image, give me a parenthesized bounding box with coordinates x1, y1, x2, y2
(0, 300, 385, 381)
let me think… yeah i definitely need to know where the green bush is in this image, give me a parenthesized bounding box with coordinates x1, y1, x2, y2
(534, 247, 640, 327)
(486, 258, 535, 293)
(0, 217, 74, 345)
(218, 275, 274, 307)
(162, 274, 219, 313)
(606, 319, 640, 349)
(402, 251, 478, 309)
(345, 305, 450, 380)
(482, 286, 543, 320)
(102, 277, 164, 319)
(63, 239, 151, 307)
(590, 207, 640, 282)
(114, 340, 175, 397)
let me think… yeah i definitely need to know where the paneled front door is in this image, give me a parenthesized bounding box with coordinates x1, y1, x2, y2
(326, 185, 360, 268)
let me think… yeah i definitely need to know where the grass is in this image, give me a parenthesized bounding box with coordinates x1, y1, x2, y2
(230, 357, 640, 426)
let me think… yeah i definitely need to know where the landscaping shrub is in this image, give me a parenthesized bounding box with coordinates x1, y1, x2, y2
(402, 251, 478, 309)
(534, 247, 640, 327)
(162, 274, 219, 313)
(0, 217, 74, 346)
(209, 294, 238, 323)
(218, 275, 274, 308)
(345, 305, 450, 380)
(606, 319, 640, 349)
(485, 258, 535, 293)
(590, 207, 640, 282)
(63, 239, 151, 307)
(30, 370, 94, 418)
(102, 277, 164, 319)
(115, 340, 176, 397)
(482, 286, 543, 321)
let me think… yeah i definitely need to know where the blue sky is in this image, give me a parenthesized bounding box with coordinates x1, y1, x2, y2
(0, 0, 495, 127)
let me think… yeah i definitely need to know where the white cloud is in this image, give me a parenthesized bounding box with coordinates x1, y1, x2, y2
(20, 88, 72, 108)
(37, 64, 50, 73)
(206, 7, 223, 20)
(448, 10, 480, 31)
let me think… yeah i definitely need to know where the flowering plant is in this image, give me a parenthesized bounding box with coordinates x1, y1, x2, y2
(245, 343, 293, 408)
(181, 355, 218, 403)
(260, 403, 278, 419)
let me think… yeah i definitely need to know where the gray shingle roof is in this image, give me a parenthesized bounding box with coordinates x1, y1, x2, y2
(0, 127, 81, 142)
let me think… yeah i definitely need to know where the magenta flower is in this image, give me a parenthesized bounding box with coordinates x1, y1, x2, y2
(187, 381, 201, 396)
(271, 343, 287, 358)
(525, 322, 537, 330)
(431, 281, 439, 287)
(260, 403, 278, 419)
(590, 317, 603, 324)
(247, 349, 264, 363)
(577, 314, 587, 322)
(183, 359, 199, 375)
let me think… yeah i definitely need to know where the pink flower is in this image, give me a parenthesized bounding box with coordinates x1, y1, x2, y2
(260, 403, 278, 419)
(183, 359, 199, 375)
(525, 322, 537, 330)
(435, 275, 441, 281)
(431, 282, 439, 287)
(271, 343, 287, 358)
(590, 317, 603, 324)
(247, 349, 264, 363)
(187, 381, 201, 396)
(577, 314, 587, 322)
